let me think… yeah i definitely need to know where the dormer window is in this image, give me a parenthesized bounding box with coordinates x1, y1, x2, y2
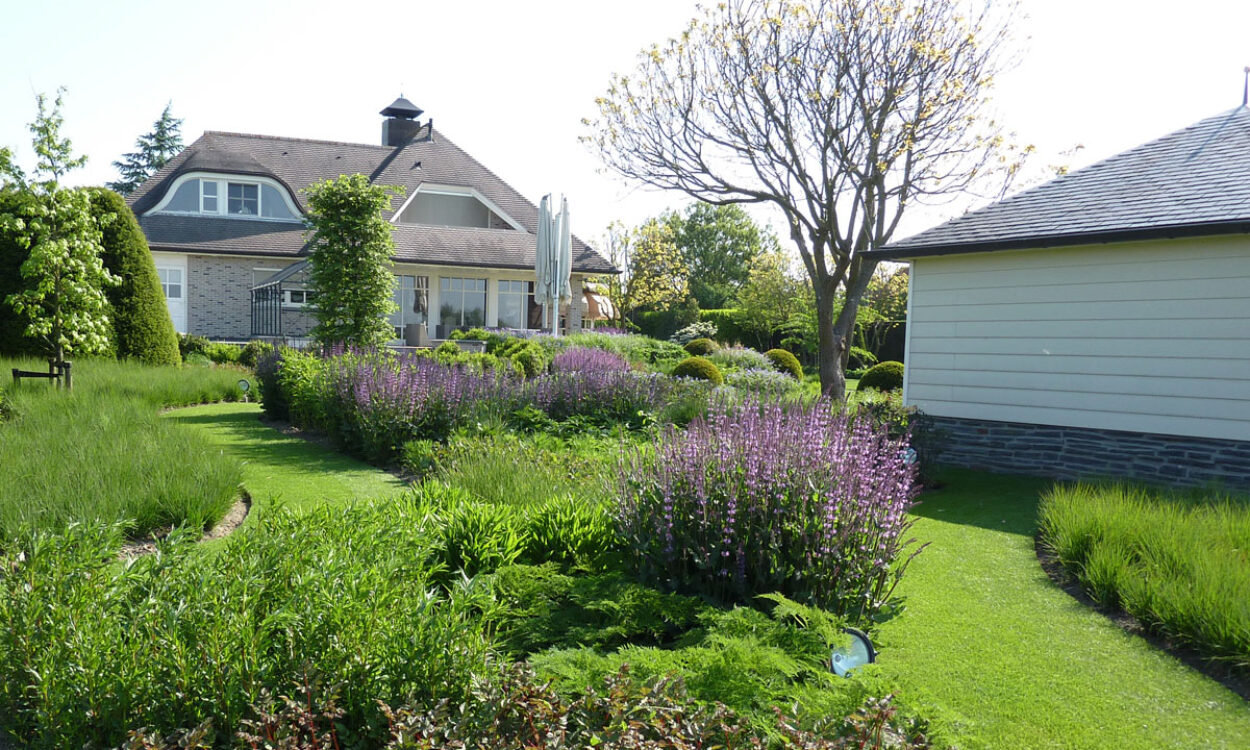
(394, 185, 521, 230)
(150, 173, 300, 221)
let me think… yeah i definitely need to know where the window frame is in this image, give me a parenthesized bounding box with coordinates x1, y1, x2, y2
(156, 267, 183, 300)
(496, 279, 533, 330)
(438, 276, 488, 329)
(148, 172, 302, 222)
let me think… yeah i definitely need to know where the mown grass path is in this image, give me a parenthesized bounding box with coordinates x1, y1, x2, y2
(876, 469, 1250, 749)
(165, 402, 408, 519)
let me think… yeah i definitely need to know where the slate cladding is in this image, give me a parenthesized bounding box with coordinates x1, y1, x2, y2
(127, 129, 615, 273)
(875, 106, 1250, 259)
(929, 416, 1250, 490)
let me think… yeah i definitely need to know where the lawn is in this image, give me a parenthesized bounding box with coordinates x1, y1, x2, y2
(165, 402, 408, 516)
(876, 469, 1250, 749)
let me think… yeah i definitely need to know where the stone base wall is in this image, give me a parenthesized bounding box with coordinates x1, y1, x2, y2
(930, 416, 1250, 490)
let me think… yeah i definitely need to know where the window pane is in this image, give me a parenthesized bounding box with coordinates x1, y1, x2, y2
(157, 268, 168, 283)
(440, 277, 450, 291)
(464, 287, 486, 326)
(260, 184, 296, 219)
(498, 293, 523, 329)
(202, 181, 218, 197)
(167, 284, 182, 299)
(228, 183, 259, 215)
(164, 180, 199, 212)
(202, 195, 218, 213)
(168, 269, 182, 284)
(451, 278, 462, 291)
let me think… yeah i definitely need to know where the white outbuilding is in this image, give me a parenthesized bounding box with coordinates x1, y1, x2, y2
(873, 106, 1250, 488)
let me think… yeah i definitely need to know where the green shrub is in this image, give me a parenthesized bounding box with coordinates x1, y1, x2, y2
(177, 333, 210, 361)
(86, 188, 181, 366)
(0, 502, 497, 748)
(683, 337, 718, 356)
(699, 308, 748, 344)
(670, 321, 719, 346)
(183, 352, 211, 367)
(436, 498, 528, 577)
(857, 360, 904, 392)
(201, 341, 241, 365)
(1040, 483, 1250, 669)
(521, 496, 621, 571)
(239, 339, 275, 369)
(670, 356, 723, 385)
(402, 438, 442, 477)
(765, 348, 802, 379)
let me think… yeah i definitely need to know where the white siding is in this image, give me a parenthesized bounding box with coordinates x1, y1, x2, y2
(904, 235, 1250, 441)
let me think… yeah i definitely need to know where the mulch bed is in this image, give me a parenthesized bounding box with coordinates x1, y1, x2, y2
(1035, 538, 1249, 701)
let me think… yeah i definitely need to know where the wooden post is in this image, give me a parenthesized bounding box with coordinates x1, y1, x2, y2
(61, 360, 72, 390)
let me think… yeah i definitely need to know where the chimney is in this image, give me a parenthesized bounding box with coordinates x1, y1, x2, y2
(380, 95, 424, 147)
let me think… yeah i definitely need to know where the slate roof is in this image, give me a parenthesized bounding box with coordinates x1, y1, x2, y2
(128, 128, 616, 273)
(874, 106, 1250, 259)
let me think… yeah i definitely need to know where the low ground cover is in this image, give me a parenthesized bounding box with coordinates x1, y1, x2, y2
(1040, 482, 1250, 670)
(0, 357, 245, 539)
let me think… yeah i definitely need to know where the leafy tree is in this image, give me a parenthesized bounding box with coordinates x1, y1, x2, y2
(3, 188, 117, 364)
(108, 103, 184, 196)
(585, 0, 1024, 399)
(304, 174, 400, 348)
(735, 249, 804, 349)
(87, 188, 180, 365)
(2, 89, 117, 368)
(622, 218, 689, 313)
(664, 203, 774, 308)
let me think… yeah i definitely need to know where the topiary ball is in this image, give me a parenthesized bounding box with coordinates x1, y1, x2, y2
(857, 360, 904, 392)
(671, 356, 723, 386)
(765, 348, 802, 379)
(684, 337, 718, 356)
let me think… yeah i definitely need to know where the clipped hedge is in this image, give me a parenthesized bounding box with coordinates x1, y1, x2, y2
(670, 356, 723, 386)
(698, 308, 749, 345)
(857, 360, 904, 392)
(87, 188, 180, 366)
(765, 348, 802, 379)
(683, 337, 717, 356)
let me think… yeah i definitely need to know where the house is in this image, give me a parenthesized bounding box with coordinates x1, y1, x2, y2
(126, 97, 616, 343)
(872, 106, 1250, 488)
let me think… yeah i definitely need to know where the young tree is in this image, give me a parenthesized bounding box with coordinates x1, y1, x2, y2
(304, 174, 400, 348)
(108, 104, 184, 196)
(735, 248, 804, 349)
(585, 0, 1022, 399)
(2, 89, 117, 370)
(4, 189, 117, 365)
(665, 203, 772, 309)
(622, 218, 689, 314)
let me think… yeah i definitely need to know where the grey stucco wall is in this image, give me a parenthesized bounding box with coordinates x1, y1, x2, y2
(930, 415, 1250, 490)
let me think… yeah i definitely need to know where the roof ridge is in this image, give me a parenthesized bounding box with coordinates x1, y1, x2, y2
(202, 130, 396, 151)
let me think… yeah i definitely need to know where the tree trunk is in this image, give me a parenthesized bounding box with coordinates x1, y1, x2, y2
(815, 279, 847, 401)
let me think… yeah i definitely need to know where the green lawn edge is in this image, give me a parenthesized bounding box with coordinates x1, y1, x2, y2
(876, 468, 1250, 749)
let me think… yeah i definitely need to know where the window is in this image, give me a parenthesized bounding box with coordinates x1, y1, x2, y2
(398, 190, 517, 230)
(156, 175, 298, 221)
(201, 181, 218, 213)
(390, 275, 429, 338)
(228, 183, 259, 216)
(439, 277, 486, 330)
(284, 289, 315, 307)
(157, 268, 183, 300)
(497, 279, 533, 330)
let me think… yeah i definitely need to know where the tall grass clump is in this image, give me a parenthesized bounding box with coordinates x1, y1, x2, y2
(0, 357, 244, 539)
(1040, 482, 1250, 668)
(618, 398, 921, 622)
(0, 501, 497, 749)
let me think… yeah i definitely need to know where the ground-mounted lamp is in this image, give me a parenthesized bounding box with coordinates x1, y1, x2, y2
(830, 628, 876, 677)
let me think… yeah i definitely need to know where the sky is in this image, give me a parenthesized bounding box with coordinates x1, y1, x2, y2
(3, 0, 1250, 250)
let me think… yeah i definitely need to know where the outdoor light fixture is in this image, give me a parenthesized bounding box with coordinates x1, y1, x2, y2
(830, 628, 876, 677)
(237, 379, 251, 394)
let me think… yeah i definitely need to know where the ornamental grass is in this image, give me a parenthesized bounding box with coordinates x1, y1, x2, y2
(617, 398, 922, 623)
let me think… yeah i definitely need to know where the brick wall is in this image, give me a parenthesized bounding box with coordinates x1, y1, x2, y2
(187, 256, 255, 339)
(930, 415, 1250, 490)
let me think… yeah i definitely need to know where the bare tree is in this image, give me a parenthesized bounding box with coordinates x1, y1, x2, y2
(585, 0, 1023, 399)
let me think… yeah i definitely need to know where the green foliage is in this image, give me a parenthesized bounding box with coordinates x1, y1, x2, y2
(683, 336, 717, 356)
(86, 188, 180, 365)
(1040, 483, 1250, 669)
(432, 432, 615, 508)
(177, 332, 209, 360)
(3, 186, 117, 361)
(630, 303, 700, 340)
(436, 497, 528, 577)
(26, 88, 88, 185)
(734, 249, 806, 349)
(670, 355, 723, 385)
(0, 356, 243, 539)
(622, 218, 689, 313)
(857, 361, 904, 392)
(665, 203, 776, 309)
(765, 347, 802, 379)
(496, 337, 549, 377)
(304, 174, 401, 348)
(520, 496, 622, 571)
(201, 341, 241, 365)
(239, 339, 274, 369)
(107, 103, 184, 196)
(699, 307, 749, 344)
(0, 501, 497, 749)
(670, 320, 718, 345)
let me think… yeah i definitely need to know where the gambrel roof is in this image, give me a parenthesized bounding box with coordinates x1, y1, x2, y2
(128, 129, 616, 273)
(875, 106, 1250, 259)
